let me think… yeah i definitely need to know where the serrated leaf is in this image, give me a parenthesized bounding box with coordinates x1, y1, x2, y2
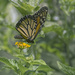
(0, 57, 19, 73)
(10, 0, 34, 16)
(31, 59, 46, 65)
(57, 61, 75, 75)
(0, 57, 14, 68)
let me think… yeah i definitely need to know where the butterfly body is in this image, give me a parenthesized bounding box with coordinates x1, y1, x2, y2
(15, 6, 48, 43)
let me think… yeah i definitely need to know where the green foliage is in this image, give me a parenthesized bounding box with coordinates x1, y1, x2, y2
(0, 57, 19, 74)
(10, 0, 34, 15)
(9, 0, 43, 16)
(0, 0, 75, 75)
(59, 0, 75, 15)
(0, 56, 53, 75)
(0, 0, 9, 11)
(57, 61, 75, 75)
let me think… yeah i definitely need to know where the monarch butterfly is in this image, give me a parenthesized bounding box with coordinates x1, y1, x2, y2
(14, 6, 48, 43)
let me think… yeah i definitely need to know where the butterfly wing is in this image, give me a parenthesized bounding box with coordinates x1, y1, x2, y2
(31, 6, 48, 40)
(15, 15, 37, 43)
(15, 6, 48, 43)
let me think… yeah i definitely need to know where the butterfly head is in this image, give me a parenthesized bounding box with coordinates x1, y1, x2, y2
(26, 39, 34, 43)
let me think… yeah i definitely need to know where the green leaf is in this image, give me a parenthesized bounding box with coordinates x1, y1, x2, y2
(10, 0, 34, 16)
(17, 61, 29, 75)
(0, 0, 9, 11)
(34, 6, 40, 11)
(57, 61, 75, 75)
(36, 65, 53, 72)
(59, 0, 75, 15)
(0, 57, 19, 73)
(0, 57, 14, 68)
(14, 54, 27, 61)
(31, 59, 46, 65)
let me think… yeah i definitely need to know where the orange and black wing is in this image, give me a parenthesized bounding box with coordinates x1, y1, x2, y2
(15, 15, 37, 43)
(14, 6, 48, 43)
(31, 6, 48, 40)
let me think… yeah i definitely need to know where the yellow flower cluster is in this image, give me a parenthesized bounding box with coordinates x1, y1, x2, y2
(15, 42, 31, 49)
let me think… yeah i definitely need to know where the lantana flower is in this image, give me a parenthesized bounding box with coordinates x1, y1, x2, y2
(15, 42, 31, 49)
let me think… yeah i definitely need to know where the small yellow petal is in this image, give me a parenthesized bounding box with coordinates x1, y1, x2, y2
(15, 42, 18, 45)
(19, 44, 22, 46)
(26, 44, 31, 47)
(23, 43, 26, 46)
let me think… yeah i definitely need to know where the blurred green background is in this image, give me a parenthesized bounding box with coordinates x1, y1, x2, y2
(0, 0, 75, 75)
